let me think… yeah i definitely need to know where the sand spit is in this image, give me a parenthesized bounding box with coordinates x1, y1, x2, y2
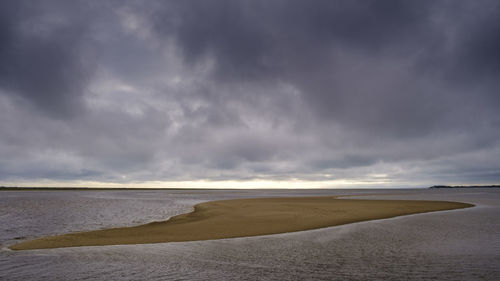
(10, 196, 473, 250)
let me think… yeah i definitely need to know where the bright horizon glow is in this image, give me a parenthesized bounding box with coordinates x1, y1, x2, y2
(0, 179, 430, 189)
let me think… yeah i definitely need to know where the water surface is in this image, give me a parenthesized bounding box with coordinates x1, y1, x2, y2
(1, 189, 499, 280)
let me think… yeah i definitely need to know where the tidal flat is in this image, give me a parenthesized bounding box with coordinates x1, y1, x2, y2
(1, 188, 499, 280)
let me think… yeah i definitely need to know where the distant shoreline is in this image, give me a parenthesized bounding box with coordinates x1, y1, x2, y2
(1, 185, 499, 191)
(0, 187, 236, 191)
(429, 185, 500, 189)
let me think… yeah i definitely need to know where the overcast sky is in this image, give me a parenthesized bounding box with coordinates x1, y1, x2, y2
(1, 0, 499, 188)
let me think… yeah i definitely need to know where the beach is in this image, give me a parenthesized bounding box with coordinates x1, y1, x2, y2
(10, 195, 472, 250)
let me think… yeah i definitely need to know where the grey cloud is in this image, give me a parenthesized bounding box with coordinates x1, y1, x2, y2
(148, 0, 499, 138)
(157, 0, 434, 79)
(0, 1, 98, 118)
(0, 0, 499, 186)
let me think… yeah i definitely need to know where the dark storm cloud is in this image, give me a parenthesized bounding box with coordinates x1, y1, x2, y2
(0, 1, 97, 117)
(448, 1, 500, 80)
(151, 0, 500, 138)
(133, 0, 500, 182)
(158, 0, 433, 79)
(0, 0, 499, 185)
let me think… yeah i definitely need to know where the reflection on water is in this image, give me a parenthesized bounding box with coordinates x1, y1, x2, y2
(1, 189, 499, 280)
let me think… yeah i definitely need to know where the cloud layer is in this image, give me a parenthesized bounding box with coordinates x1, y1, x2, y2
(1, 0, 499, 187)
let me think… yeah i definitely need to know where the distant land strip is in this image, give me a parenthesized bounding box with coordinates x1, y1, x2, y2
(10, 196, 474, 250)
(429, 185, 500, 188)
(0, 186, 232, 191)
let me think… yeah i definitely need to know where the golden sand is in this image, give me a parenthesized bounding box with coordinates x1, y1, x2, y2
(10, 196, 473, 250)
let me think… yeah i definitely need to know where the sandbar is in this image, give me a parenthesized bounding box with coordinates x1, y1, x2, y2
(10, 196, 473, 250)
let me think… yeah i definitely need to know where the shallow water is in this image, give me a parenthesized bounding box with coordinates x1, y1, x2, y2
(1, 189, 499, 280)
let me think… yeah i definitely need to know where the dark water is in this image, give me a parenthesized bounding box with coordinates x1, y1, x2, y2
(1, 189, 499, 280)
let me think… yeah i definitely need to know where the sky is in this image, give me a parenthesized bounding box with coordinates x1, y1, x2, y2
(1, 0, 499, 188)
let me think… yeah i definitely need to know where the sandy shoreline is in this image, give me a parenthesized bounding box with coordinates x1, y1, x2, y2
(10, 196, 473, 250)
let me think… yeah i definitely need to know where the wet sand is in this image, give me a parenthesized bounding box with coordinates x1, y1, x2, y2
(10, 196, 473, 250)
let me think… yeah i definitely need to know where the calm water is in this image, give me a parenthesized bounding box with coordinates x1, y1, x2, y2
(1, 189, 499, 280)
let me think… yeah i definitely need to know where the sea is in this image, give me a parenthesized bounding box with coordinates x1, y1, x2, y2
(1, 188, 499, 280)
